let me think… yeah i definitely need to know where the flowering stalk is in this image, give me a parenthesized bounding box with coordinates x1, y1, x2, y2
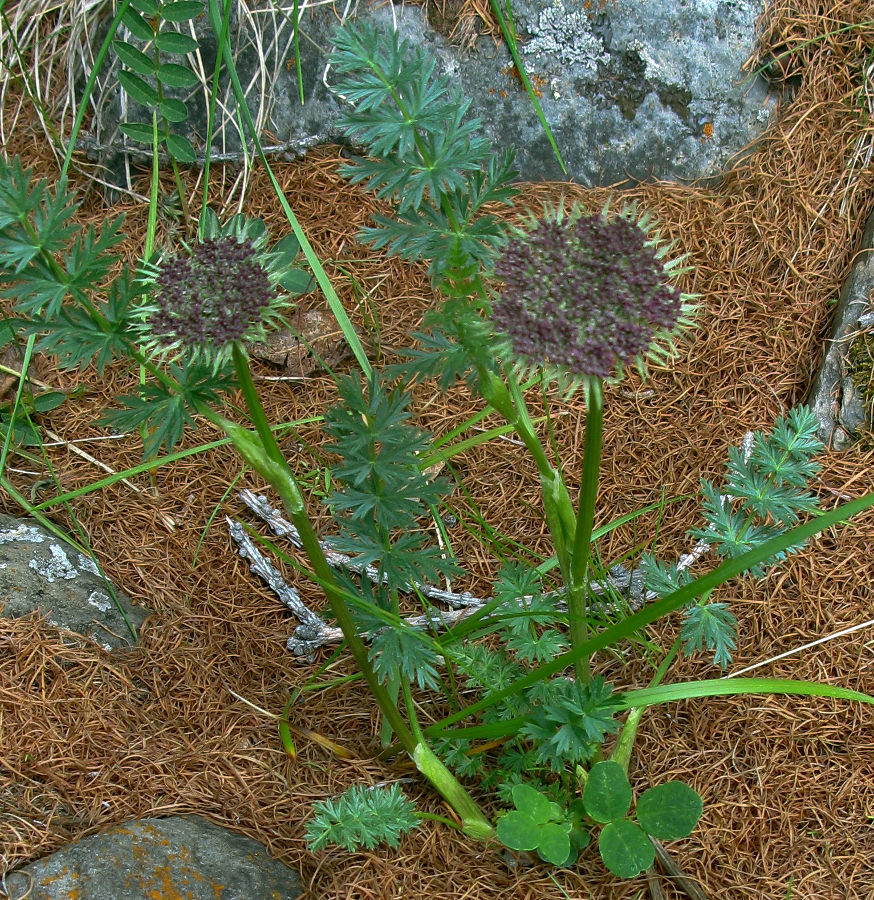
(568, 380, 604, 682)
(491, 203, 693, 685)
(139, 229, 493, 834)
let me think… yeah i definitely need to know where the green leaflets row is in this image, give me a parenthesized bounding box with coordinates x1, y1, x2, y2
(322, 374, 461, 688)
(113, 0, 204, 165)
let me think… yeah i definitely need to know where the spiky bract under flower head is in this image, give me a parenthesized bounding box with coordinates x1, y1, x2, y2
(137, 213, 302, 371)
(492, 201, 695, 390)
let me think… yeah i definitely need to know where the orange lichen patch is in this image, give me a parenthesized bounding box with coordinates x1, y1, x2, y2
(500, 65, 547, 97)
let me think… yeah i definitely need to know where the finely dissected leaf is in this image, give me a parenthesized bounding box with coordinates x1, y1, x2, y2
(324, 372, 461, 588)
(2, 191, 125, 321)
(434, 737, 485, 778)
(506, 627, 568, 665)
(689, 408, 823, 578)
(493, 561, 560, 636)
(155, 31, 199, 54)
(368, 624, 441, 691)
(0, 161, 77, 275)
(165, 134, 196, 163)
(521, 677, 622, 771)
(62, 218, 127, 305)
(387, 327, 482, 393)
(511, 783, 554, 825)
(26, 272, 138, 375)
(538, 822, 572, 866)
(496, 810, 539, 851)
(636, 781, 703, 841)
(121, 8, 155, 41)
(155, 61, 200, 88)
(1, 260, 67, 319)
(639, 553, 693, 597)
(100, 359, 232, 457)
(305, 783, 420, 852)
(113, 40, 155, 77)
(693, 479, 784, 574)
(451, 643, 526, 721)
(598, 820, 654, 879)
(118, 69, 160, 106)
(583, 760, 632, 824)
(681, 601, 736, 668)
(329, 21, 517, 297)
(160, 0, 204, 22)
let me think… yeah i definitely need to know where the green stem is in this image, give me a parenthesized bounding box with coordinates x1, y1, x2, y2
(282, 507, 420, 754)
(402, 680, 426, 745)
(222, 416, 492, 835)
(479, 367, 576, 548)
(567, 380, 604, 683)
(611, 637, 682, 774)
(412, 742, 494, 840)
(220, 417, 418, 754)
(417, 811, 462, 830)
(231, 341, 288, 470)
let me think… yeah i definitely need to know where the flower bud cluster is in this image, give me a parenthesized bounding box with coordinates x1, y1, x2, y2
(493, 212, 681, 380)
(151, 237, 275, 350)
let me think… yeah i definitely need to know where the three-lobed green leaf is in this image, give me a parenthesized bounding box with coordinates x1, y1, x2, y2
(496, 810, 539, 852)
(496, 783, 583, 867)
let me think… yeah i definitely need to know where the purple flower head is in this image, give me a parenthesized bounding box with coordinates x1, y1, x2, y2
(151, 237, 275, 352)
(492, 204, 693, 383)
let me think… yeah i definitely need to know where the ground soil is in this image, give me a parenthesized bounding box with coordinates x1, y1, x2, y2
(1, 2, 873, 899)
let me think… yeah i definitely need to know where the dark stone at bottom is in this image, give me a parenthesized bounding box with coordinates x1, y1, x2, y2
(3, 815, 303, 900)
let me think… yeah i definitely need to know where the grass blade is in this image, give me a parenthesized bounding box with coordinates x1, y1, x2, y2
(488, 0, 566, 175)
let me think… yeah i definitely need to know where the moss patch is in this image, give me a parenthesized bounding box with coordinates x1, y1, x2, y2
(845, 326, 874, 420)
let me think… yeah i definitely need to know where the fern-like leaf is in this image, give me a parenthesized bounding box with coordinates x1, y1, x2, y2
(681, 601, 737, 669)
(305, 783, 421, 852)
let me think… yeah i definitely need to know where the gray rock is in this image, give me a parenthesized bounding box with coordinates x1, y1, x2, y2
(81, 0, 781, 188)
(807, 209, 874, 448)
(3, 815, 303, 900)
(0, 514, 148, 649)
